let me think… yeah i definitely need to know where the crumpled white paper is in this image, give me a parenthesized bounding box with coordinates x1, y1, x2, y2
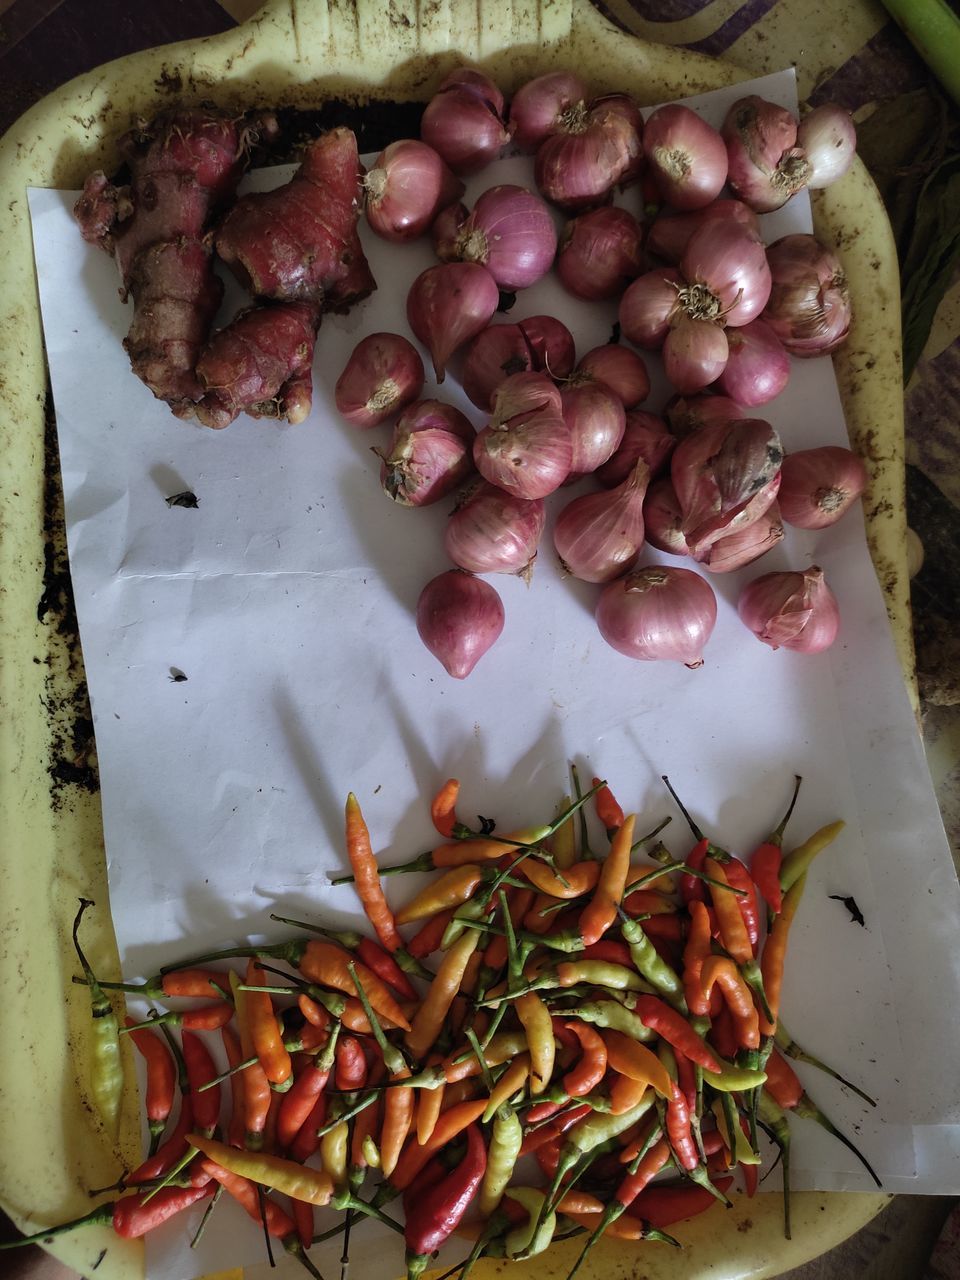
(28, 69, 960, 1280)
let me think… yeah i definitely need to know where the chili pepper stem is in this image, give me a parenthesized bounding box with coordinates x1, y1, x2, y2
(570, 763, 593, 859)
(660, 775, 705, 841)
(564, 1203, 624, 1280)
(341, 1208, 353, 1280)
(793, 1096, 882, 1187)
(189, 1184, 223, 1249)
(770, 776, 803, 844)
(331, 1192, 404, 1234)
(0, 1204, 113, 1249)
(284, 1237, 327, 1280)
(775, 1023, 877, 1107)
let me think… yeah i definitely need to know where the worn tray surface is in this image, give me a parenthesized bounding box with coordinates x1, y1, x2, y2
(0, 2, 903, 1277)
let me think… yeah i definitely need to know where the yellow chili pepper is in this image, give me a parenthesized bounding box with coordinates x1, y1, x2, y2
(779, 821, 845, 894)
(188, 1133, 335, 1205)
(479, 1106, 523, 1217)
(482, 1056, 531, 1122)
(320, 1116, 349, 1189)
(504, 1187, 557, 1260)
(395, 865, 485, 926)
(521, 859, 600, 899)
(711, 1099, 762, 1166)
(516, 990, 555, 1095)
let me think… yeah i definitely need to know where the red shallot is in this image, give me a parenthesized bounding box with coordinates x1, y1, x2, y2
(416, 570, 505, 678)
(597, 412, 675, 488)
(561, 381, 626, 477)
(535, 94, 644, 211)
(420, 69, 512, 175)
(376, 400, 475, 507)
(509, 71, 589, 152)
(556, 207, 644, 301)
(553, 459, 650, 582)
(697, 501, 783, 572)
(646, 199, 761, 265)
(444, 482, 546, 578)
(575, 345, 650, 409)
(473, 373, 571, 499)
(762, 235, 851, 357)
(432, 202, 469, 261)
(671, 417, 783, 555)
(722, 96, 809, 213)
(407, 262, 500, 381)
(461, 317, 576, 410)
(517, 315, 577, 380)
(738, 566, 840, 653)
(364, 140, 464, 243)
(796, 104, 857, 188)
(596, 565, 717, 667)
(680, 219, 771, 328)
(335, 332, 425, 428)
(449, 185, 557, 290)
(777, 446, 868, 529)
(665, 393, 745, 438)
(642, 478, 689, 555)
(619, 269, 684, 350)
(643, 104, 728, 210)
(663, 315, 729, 394)
(716, 319, 791, 407)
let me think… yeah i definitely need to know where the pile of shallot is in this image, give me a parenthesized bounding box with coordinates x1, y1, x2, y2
(334, 68, 866, 678)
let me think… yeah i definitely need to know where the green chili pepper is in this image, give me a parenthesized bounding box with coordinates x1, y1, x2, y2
(72, 899, 123, 1140)
(574, 1000, 655, 1042)
(617, 907, 686, 1011)
(701, 1059, 768, 1092)
(504, 1187, 556, 1260)
(479, 1107, 523, 1217)
(759, 1090, 793, 1239)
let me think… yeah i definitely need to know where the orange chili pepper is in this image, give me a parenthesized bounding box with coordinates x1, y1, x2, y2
(621, 889, 677, 916)
(759, 873, 806, 1035)
(297, 941, 411, 1031)
(335, 1035, 368, 1091)
(432, 825, 553, 869)
(277, 1055, 330, 1152)
(609, 1072, 649, 1115)
(396, 865, 484, 925)
(763, 1050, 805, 1110)
(289, 1093, 327, 1164)
(603, 1031, 674, 1098)
(160, 968, 233, 999)
(220, 1025, 246, 1149)
(482, 1056, 531, 1121)
(390, 1098, 488, 1190)
(345, 792, 404, 952)
(229, 970, 271, 1150)
(592, 776, 625, 838)
(440, 1030, 529, 1084)
(430, 778, 461, 839)
(199, 1160, 296, 1238)
(380, 1066, 415, 1178)
(297, 993, 330, 1029)
(700, 956, 760, 1050)
(125, 1020, 175, 1151)
(483, 887, 535, 971)
(245, 959, 293, 1088)
(579, 813, 637, 946)
(407, 909, 454, 959)
(683, 901, 713, 1016)
(521, 859, 600, 900)
(416, 1075, 446, 1145)
(405, 930, 479, 1060)
(562, 1021, 607, 1097)
(704, 856, 752, 964)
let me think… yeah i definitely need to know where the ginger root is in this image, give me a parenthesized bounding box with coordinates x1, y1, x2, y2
(74, 106, 276, 416)
(216, 127, 375, 312)
(195, 301, 321, 430)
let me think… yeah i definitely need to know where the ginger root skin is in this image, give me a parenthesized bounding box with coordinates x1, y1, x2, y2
(216, 127, 375, 312)
(195, 301, 321, 430)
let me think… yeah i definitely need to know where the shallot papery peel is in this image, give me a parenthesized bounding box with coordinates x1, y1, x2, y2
(535, 93, 644, 211)
(416, 570, 505, 678)
(216, 128, 374, 310)
(777, 446, 868, 529)
(696, 501, 784, 572)
(641, 477, 690, 556)
(717, 319, 791, 407)
(762, 235, 852, 357)
(335, 332, 425, 428)
(444, 482, 546, 577)
(376, 400, 475, 507)
(596, 565, 717, 667)
(680, 219, 771, 328)
(738, 566, 840, 653)
(553, 459, 650, 583)
(462, 318, 575, 411)
(666, 393, 745, 438)
(406, 262, 500, 381)
(796, 104, 857, 188)
(671, 417, 783, 556)
(597, 412, 676, 488)
(722, 96, 809, 213)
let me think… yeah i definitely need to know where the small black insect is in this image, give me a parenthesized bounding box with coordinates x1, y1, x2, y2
(829, 894, 865, 927)
(477, 814, 497, 836)
(168, 668, 188, 683)
(497, 290, 518, 314)
(608, 320, 621, 345)
(165, 491, 199, 508)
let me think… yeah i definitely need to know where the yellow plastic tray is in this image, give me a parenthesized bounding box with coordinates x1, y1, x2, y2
(0, 1, 906, 1277)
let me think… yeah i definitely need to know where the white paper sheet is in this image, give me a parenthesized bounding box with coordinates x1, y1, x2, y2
(29, 69, 960, 1280)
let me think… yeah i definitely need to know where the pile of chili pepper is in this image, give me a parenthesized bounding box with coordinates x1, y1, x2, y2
(4, 770, 881, 1279)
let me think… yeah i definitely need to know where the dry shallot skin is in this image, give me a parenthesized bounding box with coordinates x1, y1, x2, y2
(557, 206, 645, 301)
(553, 459, 650, 583)
(696, 501, 784, 572)
(722, 95, 809, 213)
(474, 372, 571, 499)
(376, 400, 476, 507)
(737, 565, 840, 653)
(561, 381, 627, 478)
(420, 69, 512, 176)
(406, 262, 500, 381)
(777, 446, 868, 529)
(717, 319, 791, 408)
(642, 477, 690, 556)
(762, 235, 852, 357)
(452, 185, 558, 290)
(509, 71, 590, 152)
(335, 332, 425, 428)
(416, 570, 505, 679)
(646, 199, 761, 266)
(535, 93, 644, 212)
(575, 346, 651, 410)
(597, 412, 676, 488)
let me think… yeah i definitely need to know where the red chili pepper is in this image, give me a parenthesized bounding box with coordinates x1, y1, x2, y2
(562, 1021, 608, 1097)
(638, 914, 686, 942)
(615, 1137, 671, 1207)
(357, 937, 417, 1001)
(519, 1102, 593, 1155)
(335, 1035, 368, 1092)
(125, 1020, 176, 1151)
(406, 909, 454, 959)
(675, 1051, 697, 1112)
(534, 1139, 561, 1180)
(678, 837, 709, 905)
(292, 1197, 313, 1250)
(581, 940, 633, 966)
(592, 776, 625, 838)
(181, 1030, 221, 1136)
(627, 1176, 734, 1229)
(289, 1093, 328, 1164)
(127, 1094, 194, 1184)
(220, 1026, 245, 1149)
(524, 1099, 564, 1125)
(722, 857, 761, 952)
(431, 778, 461, 839)
(277, 1057, 330, 1151)
(665, 1081, 698, 1171)
(112, 1184, 214, 1239)
(632, 996, 721, 1073)
(403, 1123, 486, 1280)
(764, 1050, 805, 1110)
(708, 1004, 739, 1061)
